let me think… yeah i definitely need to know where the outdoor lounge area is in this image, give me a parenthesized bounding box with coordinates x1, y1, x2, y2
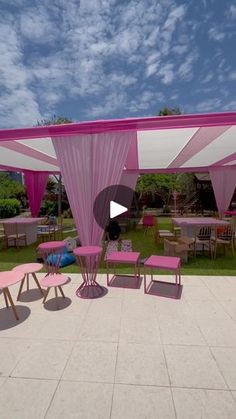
(0, 112, 236, 418)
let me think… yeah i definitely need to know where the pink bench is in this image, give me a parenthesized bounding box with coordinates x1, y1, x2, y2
(144, 255, 181, 296)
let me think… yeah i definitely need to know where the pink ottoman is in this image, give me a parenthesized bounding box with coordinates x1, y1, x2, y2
(106, 251, 140, 287)
(144, 255, 181, 297)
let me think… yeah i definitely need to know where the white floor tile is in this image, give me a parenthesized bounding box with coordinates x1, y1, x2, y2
(164, 345, 226, 389)
(12, 340, 73, 379)
(120, 315, 161, 344)
(0, 377, 57, 419)
(115, 343, 169, 386)
(46, 381, 113, 419)
(212, 347, 236, 390)
(111, 384, 175, 419)
(172, 387, 236, 419)
(62, 341, 117, 383)
(0, 338, 32, 376)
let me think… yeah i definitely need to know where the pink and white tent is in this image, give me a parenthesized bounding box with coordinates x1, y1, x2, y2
(0, 111, 236, 244)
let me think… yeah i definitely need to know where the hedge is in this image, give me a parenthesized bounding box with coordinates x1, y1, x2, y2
(0, 199, 21, 218)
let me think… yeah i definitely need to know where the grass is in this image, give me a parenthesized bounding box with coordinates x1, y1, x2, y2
(0, 218, 235, 275)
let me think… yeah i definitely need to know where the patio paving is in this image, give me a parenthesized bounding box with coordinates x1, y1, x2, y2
(1, 273, 236, 418)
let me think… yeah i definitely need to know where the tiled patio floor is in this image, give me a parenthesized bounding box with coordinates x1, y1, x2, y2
(1, 273, 236, 418)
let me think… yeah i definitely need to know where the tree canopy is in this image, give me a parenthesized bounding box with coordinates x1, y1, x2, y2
(0, 173, 26, 204)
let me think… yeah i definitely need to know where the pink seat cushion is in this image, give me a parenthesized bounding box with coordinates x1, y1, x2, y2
(13, 263, 43, 274)
(41, 274, 69, 287)
(144, 255, 180, 270)
(106, 251, 140, 264)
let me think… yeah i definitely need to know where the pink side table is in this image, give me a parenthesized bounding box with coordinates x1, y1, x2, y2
(144, 255, 181, 296)
(38, 241, 65, 274)
(13, 263, 44, 300)
(106, 251, 140, 287)
(73, 246, 103, 299)
(0, 271, 25, 320)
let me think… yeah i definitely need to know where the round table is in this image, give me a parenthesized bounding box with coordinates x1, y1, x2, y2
(13, 263, 44, 300)
(73, 246, 104, 299)
(38, 241, 65, 274)
(0, 271, 25, 320)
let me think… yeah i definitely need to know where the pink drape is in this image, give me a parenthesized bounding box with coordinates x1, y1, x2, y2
(52, 132, 134, 245)
(209, 167, 236, 217)
(24, 171, 48, 217)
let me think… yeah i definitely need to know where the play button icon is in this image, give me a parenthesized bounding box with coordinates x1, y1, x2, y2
(110, 201, 127, 219)
(93, 184, 140, 230)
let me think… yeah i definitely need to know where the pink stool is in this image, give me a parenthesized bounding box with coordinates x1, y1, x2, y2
(144, 255, 181, 296)
(41, 273, 69, 309)
(73, 246, 103, 299)
(38, 241, 70, 308)
(106, 251, 140, 287)
(13, 263, 44, 300)
(0, 271, 25, 320)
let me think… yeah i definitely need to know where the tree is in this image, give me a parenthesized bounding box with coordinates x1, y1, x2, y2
(0, 172, 26, 205)
(37, 115, 72, 126)
(158, 107, 181, 116)
(136, 173, 182, 209)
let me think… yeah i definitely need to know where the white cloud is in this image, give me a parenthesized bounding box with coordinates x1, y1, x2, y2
(20, 7, 58, 44)
(195, 98, 222, 112)
(228, 5, 236, 19)
(229, 71, 236, 80)
(158, 63, 175, 85)
(208, 27, 226, 42)
(0, 23, 42, 127)
(178, 51, 198, 81)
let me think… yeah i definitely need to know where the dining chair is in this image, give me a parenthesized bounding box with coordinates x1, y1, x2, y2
(191, 226, 213, 258)
(142, 214, 155, 235)
(211, 225, 234, 258)
(3, 223, 27, 248)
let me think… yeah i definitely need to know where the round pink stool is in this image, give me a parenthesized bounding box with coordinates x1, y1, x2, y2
(38, 241, 65, 274)
(38, 241, 70, 309)
(73, 246, 104, 299)
(41, 273, 69, 309)
(0, 271, 25, 320)
(13, 263, 44, 300)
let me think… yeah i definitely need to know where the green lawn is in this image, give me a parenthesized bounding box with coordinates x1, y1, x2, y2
(0, 217, 235, 275)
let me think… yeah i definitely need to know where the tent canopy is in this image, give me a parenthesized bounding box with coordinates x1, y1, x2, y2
(0, 111, 236, 174)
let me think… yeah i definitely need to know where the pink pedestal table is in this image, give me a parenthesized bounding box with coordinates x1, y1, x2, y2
(73, 246, 104, 299)
(144, 255, 181, 298)
(1, 217, 44, 246)
(106, 251, 140, 287)
(13, 263, 44, 300)
(0, 271, 25, 320)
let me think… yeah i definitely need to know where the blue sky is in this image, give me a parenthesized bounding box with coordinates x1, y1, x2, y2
(0, 0, 236, 128)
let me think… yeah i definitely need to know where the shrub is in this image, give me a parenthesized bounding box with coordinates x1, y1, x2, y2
(0, 199, 21, 218)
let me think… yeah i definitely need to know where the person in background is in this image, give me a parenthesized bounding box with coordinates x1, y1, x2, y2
(105, 219, 121, 241)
